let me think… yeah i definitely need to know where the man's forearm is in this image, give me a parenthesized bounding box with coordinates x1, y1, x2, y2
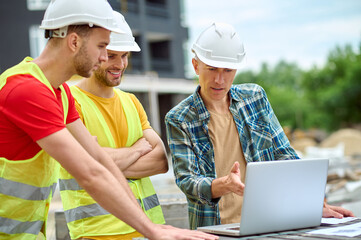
(104, 146, 141, 170)
(211, 176, 231, 198)
(121, 129, 168, 178)
(94, 146, 141, 206)
(123, 143, 168, 178)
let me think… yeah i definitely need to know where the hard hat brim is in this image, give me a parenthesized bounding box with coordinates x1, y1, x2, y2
(106, 43, 141, 52)
(192, 48, 246, 69)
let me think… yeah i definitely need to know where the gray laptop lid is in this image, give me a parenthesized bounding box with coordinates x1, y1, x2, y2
(198, 158, 329, 236)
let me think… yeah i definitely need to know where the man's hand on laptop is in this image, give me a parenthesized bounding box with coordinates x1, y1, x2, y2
(322, 201, 355, 218)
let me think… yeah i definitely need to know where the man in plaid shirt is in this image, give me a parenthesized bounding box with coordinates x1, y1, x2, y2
(165, 22, 354, 230)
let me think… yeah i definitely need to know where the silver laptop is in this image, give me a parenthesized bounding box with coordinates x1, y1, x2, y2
(197, 158, 329, 236)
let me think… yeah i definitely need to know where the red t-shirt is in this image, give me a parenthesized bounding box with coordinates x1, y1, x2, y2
(0, 74, 79, 160)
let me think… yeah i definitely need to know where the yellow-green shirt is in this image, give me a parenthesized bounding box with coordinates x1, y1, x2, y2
(71, 86, 153, 240)
(74, 86, 151, 148)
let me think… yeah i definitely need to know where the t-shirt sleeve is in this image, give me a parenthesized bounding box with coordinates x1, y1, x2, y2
(129, 93, 151, 131)
(4, 75, 72, 141)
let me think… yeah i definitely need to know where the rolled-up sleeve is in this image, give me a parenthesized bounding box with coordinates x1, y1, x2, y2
(165, 116, 219, 206)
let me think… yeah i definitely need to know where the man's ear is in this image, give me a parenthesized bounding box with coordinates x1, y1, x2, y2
(67, 32, 81, 53)
(192, 58, 199, 75)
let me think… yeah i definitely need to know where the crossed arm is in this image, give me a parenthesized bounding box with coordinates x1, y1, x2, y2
(103, 128, 168, 178)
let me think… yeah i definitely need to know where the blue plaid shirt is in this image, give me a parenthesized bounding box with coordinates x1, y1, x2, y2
(165, 84, 299, 229)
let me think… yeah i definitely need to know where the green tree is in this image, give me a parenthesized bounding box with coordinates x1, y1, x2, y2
(234, 41, 361, 131)
(302, 43, 361, 131)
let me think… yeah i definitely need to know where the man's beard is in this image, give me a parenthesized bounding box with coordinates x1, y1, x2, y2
(73, 44, 94, 78)
(94, 67, 123, 87)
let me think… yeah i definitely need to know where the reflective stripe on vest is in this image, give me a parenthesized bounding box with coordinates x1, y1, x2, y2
(59, 178, 160, 214)
(0, 177, 57, 201)
(0, 217, 43, 235)
(0, 57, 68, 239)
(63, 192, 160, 223)
(59, 87, 164, 239)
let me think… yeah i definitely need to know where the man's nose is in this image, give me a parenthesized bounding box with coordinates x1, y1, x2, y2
(99, 49, 108, 63)
(114, 59, 125, 69)
(214, 71, 225, 84)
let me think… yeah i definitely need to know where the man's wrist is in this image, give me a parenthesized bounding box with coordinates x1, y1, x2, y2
(212, 176, 231, 197)
(138, 222, 160, 239)
(130, 145, 143, 160)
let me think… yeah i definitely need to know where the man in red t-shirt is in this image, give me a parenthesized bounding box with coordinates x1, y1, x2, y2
(0, 1, 217, 240)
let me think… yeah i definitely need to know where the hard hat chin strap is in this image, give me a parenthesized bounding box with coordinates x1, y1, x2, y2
(52, 26, 68, 38)
(45, 26, 68, 39)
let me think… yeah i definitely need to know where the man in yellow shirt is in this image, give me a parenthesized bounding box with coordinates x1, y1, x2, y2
(59, 11, 171, 240)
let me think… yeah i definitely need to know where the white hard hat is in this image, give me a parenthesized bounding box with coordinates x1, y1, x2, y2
(40, 0, 123, 37)
(107, 11, 141, 52)
(192, 22, 246, 69)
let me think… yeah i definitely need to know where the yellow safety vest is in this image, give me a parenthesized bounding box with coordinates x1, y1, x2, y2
(0, 57, 69, 240)
(59, 86, 165, 239)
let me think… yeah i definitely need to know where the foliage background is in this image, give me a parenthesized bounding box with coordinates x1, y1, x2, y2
(233, 42, 361, 132)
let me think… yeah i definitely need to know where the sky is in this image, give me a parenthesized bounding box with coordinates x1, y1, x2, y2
(182, 0, 361, 76)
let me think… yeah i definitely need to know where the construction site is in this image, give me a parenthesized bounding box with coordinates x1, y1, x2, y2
(0, 1, 360, 240)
